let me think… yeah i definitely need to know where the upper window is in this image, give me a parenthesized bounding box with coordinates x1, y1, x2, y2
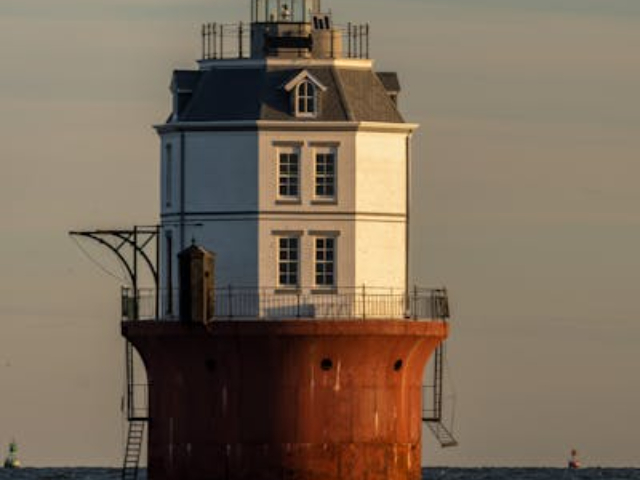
(283, 70, 327, 119)
(278, 149, 300, 200)
(297, 81, 317, 117)
(314, 149, 336, 200)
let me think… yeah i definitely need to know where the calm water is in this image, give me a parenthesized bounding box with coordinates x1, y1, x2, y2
(0, 470, 638, 479)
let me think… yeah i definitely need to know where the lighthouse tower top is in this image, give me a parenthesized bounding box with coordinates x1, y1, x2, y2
(155, 0, 421, 316)
(200, 0, 371, 64)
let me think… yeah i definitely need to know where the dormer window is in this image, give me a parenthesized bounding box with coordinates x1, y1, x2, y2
(284, 70, 327, 119)
(297, 81, 316, 116)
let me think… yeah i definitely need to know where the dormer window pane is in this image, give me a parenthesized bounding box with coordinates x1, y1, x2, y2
(297, 81, 316, 116)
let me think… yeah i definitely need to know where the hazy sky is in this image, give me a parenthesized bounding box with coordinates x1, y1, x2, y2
(1, 0, 640, 468)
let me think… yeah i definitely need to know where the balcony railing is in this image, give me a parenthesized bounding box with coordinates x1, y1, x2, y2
(200, 22, 370, 60)
(122, 286, 449, 322)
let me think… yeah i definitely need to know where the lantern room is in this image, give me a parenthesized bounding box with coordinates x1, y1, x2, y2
(251, 0, 323, 24)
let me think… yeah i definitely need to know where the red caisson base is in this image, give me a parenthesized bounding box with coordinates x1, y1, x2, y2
(123, 320, 448, 480)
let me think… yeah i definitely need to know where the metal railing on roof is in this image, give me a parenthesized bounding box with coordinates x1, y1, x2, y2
(200, 22, 370, 60)
(122, 286, 449, 322)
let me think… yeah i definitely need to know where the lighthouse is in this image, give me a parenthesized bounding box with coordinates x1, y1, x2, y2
(117, 1, 451, 479)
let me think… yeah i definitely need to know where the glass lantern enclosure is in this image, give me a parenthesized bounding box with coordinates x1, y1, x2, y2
(251, 0, 322, 23)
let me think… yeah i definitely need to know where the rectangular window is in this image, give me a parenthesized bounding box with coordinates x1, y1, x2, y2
(278, 151, 300, 200)
(315, 150, 336, 199)
(165, 143, 173, 207)
(315, 236, 336, 287)
(278, 237, 300, 287)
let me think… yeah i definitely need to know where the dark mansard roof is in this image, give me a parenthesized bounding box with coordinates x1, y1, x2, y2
(170, 66, 404, 124)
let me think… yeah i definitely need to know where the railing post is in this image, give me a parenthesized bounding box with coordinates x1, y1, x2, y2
(212, 23, 217, 59)
(202, 24, 206, 60)
(227, 284, 233, 319)
(220, 24, 224, 59)
(413, 284, 418, 320)
(404, 287, 410, 319)
(296, 290, 301, 318)
(347, 23, 351, 58)
(366, 23, 370, 58)
(122, 286, 127, 320)
(238, 22, 244, 58)
(362, 284, 366, 320)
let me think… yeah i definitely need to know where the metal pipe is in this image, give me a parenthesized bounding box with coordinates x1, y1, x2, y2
(133, 225, 139, 320)
(155, 225, 160, 319)
(180, 132, 186, 251)
(201, 24, 206, 59)
(220, 24, 224, 59)
(405, 134, 412, 300)
(366, 23, 370, 58)
(212, 23, 217, 59)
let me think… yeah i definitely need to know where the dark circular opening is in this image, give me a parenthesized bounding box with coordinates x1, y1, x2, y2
(320, 358, 333, 371)
(205, 359, 217, 372)
(394, 359, 403, 371)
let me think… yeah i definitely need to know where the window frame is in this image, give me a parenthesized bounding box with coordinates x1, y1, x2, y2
(277, 147, 301, 202)
(296, 80, 317, 118)
(313, 235, 337, 289)
(277, 235, 301, 289)
(313, 147, 337, 202)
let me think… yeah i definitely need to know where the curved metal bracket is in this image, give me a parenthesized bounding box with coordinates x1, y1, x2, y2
(69, 225, 160, 320)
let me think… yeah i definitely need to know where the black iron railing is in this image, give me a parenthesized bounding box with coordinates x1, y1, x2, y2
(122, 286, 449, 322)
(201, 22, 370, 60)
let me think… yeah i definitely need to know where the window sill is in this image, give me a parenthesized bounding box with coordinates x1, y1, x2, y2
(311, 288, 337, 295)
(275, 288, 301, 295)
(275, 198, 302, 205)
(310, 198, 338, 206)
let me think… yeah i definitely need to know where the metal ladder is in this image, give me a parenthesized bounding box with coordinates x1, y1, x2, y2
(423, 344, 458, 448)
(122, 420, 145, 480)
(122, 341, 149, 480)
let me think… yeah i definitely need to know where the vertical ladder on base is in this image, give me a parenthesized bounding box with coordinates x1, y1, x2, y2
(122, 340, 149, 480)
(122, 420, 145, 480)
(423, 344, 458, 448)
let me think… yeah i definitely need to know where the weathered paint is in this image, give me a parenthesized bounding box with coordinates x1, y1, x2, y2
(123, 319, 448, 480)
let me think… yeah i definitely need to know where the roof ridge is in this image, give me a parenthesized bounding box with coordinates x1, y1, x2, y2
(180, 69, 210, 120)
(330, 67, 355, 122)
(370, 70, 405, 123)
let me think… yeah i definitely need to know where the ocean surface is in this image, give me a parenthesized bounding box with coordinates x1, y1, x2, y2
(0, 469, 639, 479)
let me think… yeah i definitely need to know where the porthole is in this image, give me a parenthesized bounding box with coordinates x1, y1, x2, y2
(394, 359, 403, 371)
(320, 358, 333, 371)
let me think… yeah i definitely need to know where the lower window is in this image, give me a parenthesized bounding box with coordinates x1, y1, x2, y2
(315, 237, 336, 287)
(278, 237, 299, 287)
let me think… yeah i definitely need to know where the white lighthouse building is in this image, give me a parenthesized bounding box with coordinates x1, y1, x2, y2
(103, 2, 453, 479)
(157, 0, 416, 315)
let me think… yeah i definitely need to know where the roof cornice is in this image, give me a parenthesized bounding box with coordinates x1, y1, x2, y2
(197, 58, 375, 71)
(154, 120, 419, 134)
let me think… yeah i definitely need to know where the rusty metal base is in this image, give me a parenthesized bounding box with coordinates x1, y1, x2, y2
(123, 320, 448, 480)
